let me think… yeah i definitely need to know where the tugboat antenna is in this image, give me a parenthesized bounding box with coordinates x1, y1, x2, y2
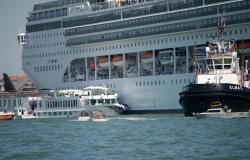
(218, 13, 226, 43)
(194, 42, 198, 78)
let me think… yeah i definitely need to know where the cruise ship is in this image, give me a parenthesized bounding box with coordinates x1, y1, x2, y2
(17, 0, 250, 113)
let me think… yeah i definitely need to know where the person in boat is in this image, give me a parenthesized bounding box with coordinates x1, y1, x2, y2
(223, 105, 231, 112)
(92, 111, 106, 119)
(80, 111, 90, 117)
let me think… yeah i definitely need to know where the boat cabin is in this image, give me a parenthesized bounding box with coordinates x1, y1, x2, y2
(196, 41, 243, 84)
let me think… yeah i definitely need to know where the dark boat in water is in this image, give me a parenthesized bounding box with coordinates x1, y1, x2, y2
(179, 15, 250, 116)
(180, 83, 250, 116)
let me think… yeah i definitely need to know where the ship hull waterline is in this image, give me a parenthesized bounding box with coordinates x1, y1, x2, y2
(179, 84, 250, 116)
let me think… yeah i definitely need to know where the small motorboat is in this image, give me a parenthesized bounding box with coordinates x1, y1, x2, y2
(78, 112, 91, 121)
(194, 107, 250, 119)
(21, 113, 37, 119)
(91, 111, 107, 122)
(0, 111, 15, 121)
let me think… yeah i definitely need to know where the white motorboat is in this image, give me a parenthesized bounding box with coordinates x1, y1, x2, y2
(91, 111, 107, 122)
(80, 86, 126, 116)
(77, 111, 91, 121)
(194, 108, 250, 119)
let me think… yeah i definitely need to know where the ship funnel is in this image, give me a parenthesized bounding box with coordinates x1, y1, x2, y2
(17, 32, 28, 46)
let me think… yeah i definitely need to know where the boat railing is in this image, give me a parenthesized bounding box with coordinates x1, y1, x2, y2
(0, 91, 38, 98)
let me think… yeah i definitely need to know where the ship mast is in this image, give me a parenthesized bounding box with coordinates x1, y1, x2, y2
(217, 14, 226, 54)
(218, 15, 225, 43)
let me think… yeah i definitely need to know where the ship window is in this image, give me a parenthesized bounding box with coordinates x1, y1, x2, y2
(240, 29, 242, 34)
(224, 58, 232, 64)
(50, 10, 55, 18)
(214, 59, 223, 64)
(224, 65, 231, 69)
(215, 65, 222, 69)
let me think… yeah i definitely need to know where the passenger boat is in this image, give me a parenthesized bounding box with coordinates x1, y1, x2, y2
(194, 108, 250, 119)
(17, 92, 86, 119)
(179, 15, 250, 116)
(0, 111, 15, 121)
(16, 86, 125, 119)
(81, 86, 126, 115)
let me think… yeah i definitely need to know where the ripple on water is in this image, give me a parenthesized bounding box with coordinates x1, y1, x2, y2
(1, 115, 250, 160)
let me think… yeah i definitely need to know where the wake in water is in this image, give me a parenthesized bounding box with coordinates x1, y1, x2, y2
(70, 118, 110, 122)
(112, 117, 160, 121)
(70, 117, 160, 122)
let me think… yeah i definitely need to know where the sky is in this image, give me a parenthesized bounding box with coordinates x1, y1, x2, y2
(0, 0, 49, 77)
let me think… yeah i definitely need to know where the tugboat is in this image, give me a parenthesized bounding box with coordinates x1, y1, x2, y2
(179, 15, 250, 116)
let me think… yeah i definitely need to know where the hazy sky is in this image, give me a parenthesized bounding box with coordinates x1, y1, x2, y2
(0, 0, 49, 76)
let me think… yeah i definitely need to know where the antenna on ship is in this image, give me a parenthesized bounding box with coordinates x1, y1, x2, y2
(194, 42, 198, 78)
(218, 14, 225, 43)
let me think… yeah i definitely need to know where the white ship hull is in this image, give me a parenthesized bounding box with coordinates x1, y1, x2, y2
(19, 0, 250, 113)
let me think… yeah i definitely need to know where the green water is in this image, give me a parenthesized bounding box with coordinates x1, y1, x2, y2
(1, 114, 250, 160)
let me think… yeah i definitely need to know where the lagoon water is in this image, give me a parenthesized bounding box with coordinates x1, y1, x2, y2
(1, 114, 250, 160)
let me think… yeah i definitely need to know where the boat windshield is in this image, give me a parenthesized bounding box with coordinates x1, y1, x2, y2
(206, 57, 232, 72)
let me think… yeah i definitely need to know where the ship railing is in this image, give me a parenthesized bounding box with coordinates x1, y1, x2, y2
(207, 69, 234, 75)
(0, 91, 38, 98)
(90, 0, 204, 15)
(33, 0, 86, 11)
(32, 0, 232, 12)
(91, 0, 158, 12)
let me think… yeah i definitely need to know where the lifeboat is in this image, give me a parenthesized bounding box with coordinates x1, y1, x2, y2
(140, 51, 153, 63)
(112, 55, 123, 67)
(158, 50, 174, 65)
(0, 112, 15, 121)
(98, 56, 109, 68)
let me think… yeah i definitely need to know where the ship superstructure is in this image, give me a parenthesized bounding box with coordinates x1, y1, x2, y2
(17, 0, 250, 113)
